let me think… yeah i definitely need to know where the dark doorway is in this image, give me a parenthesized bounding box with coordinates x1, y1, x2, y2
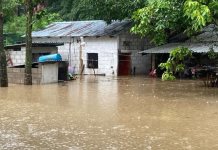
(58, 61, 68, 81)
(118, 53, 131, 76)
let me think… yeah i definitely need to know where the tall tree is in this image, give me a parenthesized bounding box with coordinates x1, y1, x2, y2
(46, 0, 146, 22)
(24, 0, 33, 85)
(132, 0, 218, 45)
(4, 0, 61, 45)
(131, 0, 186, 45)
(0, 0, 8, 87)
(183, 0, 218, 33)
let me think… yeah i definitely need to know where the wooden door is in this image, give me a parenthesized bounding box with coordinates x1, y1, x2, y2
(118, 53, 131, 76)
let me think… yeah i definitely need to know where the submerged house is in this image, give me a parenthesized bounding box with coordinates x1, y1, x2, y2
(32, 20, 152, 76)
(5, 43, 67, 84)
(5, 43, 61, 66)
(140, 24, 218, 70)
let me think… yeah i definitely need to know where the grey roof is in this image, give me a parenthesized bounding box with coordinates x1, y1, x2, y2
(5, 43, 63, 49)
(140, 24, 218, 54)
(189, 24, 218, 42)
(140, 43, 218, 54)
(32, 20, 131, 38)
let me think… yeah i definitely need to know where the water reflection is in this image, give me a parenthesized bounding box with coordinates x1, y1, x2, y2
(0, 76, 218, 149)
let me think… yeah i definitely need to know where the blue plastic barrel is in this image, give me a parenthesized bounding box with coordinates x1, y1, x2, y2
(38, 53, 62, 63)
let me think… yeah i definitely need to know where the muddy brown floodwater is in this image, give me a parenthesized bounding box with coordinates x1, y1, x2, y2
(0, 76, 218, 150)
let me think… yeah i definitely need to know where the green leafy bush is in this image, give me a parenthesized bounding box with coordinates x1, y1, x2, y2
(207, 46, 218, 60)
(159, 47, 192, 81)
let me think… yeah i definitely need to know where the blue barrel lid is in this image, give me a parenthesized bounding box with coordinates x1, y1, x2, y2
(38, 53, 62, 63)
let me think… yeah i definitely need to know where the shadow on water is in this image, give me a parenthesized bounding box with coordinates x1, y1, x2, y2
(0, 76, 218, 149)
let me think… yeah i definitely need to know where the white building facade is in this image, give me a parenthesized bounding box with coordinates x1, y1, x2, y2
(32, 20, 152, 76)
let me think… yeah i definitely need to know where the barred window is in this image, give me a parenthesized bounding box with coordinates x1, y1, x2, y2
(87, 53, 98, 69)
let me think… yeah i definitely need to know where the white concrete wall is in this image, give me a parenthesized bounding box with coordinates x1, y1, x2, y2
(41, 63, 58, 84)
(33, 36, 119, 76)
(32, 33, 152, 76)
(9, 47, 25, 66)
(83, 37, 118, 76)
(131, 52, 151, 75)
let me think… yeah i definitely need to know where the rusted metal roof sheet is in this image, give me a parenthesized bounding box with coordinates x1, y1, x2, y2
(32, 20, 131, 38)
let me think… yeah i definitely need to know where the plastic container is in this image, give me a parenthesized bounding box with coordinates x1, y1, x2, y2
(38, 53, 62, 63)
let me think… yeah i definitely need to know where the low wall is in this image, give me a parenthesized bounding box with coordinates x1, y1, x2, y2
(7, 68, 42, 84)
(41, 63, 58, 84)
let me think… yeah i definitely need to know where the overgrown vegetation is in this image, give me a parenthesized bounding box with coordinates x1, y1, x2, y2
(4, 9, 61, 35)
(207, 46, 218, 60)
(3, 0, 218, 45)
(46, 0, 146, 22)
(159, 47, 192, 81)
(3, 0, 62, 45)
(132, 0, 218, 45)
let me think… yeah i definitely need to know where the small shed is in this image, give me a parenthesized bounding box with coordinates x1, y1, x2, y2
(38, 54, 68, 83)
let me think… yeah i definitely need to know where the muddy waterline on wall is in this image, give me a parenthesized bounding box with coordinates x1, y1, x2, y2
(0, 76, 218, 149)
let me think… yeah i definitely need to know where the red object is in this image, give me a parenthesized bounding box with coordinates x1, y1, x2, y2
(7, 57, 13, 66)
(149, 69, 156, 77)
(118, 54, 131, 76)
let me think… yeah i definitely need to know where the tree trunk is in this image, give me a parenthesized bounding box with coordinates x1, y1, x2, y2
(0, 0, 8, 87)
(215, 19, 218, 26)
(24, 0, 33, 85)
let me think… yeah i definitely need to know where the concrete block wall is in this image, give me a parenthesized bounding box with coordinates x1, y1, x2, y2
(131, 52, 151, 75)
(118, 29, 152, 51)
(8, 46, 58, 66)
(9, 47, 26, 66)
(7, 67, 42, 84)
(41, 63, 59, 84)
(118, 29, 152, 74)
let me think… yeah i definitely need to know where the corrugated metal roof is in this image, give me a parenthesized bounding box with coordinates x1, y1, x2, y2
(5, 43, 64, 49)
(140, 24, 218, 54)
(189, 24, 218, 42)
(32, 20, 131, 38)
(139, 43, 218, 54)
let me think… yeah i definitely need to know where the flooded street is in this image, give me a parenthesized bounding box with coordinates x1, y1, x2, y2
(0, 76, 218, 150)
